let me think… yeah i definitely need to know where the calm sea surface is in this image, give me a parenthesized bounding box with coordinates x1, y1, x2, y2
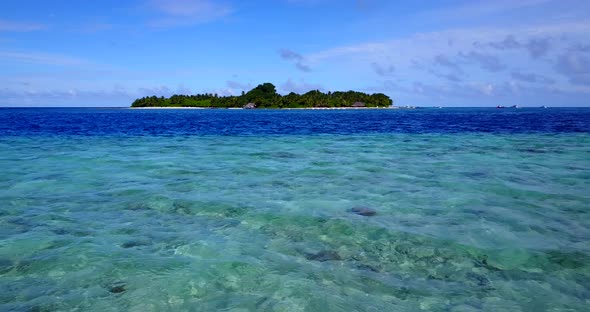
(1, 108, 589, 311)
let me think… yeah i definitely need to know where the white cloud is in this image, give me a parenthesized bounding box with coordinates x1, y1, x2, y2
(299, 21, 590, 98)
(307, 22, 590, 64)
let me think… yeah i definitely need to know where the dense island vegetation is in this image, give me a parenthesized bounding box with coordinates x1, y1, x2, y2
(131, 83, 392, 108)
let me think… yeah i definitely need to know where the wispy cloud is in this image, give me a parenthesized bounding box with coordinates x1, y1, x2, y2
(0, 51, 90, 66)
(286, 0, 379, 10)
(285, 0, 332, 6)
(0, 20, 47, 32)
(554, 50, 590, 86)
(429, 70, 463, 82)
(279, 49, 304, 61)
(417, 0, 552, 21)
(0, 86, 134, 107)
(526, 38, 551, 59)
(78, 22, 114, 33)
(485, 36, 552, 59)
(147, 0, 233, 28)
(226, 80, 253, 91)
(307, 22, 590, 63)
(280, 78, 323, 94)
(371, 62, 395, 76)
(488, 35, 521, 50)
(294, 17, 590, 105)
(459, 51, 505, 72)
(511, 71, 555, 84)
(279, 48, 311, 72)
(434, 54, 462, 73)
(137, 83, 190, 96)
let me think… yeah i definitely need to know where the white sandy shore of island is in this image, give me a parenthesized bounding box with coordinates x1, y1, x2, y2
(129, 106, 412, 110)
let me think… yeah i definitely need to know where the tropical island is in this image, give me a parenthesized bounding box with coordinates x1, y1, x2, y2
(131, 82, 393, 109)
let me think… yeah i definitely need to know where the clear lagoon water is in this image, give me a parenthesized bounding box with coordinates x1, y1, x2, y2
(1, 108, 589, 311)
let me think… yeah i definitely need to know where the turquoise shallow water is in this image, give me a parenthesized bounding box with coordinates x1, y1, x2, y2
(1, 132, 589, 311)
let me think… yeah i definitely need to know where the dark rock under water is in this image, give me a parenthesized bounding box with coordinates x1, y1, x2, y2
(108, 282, 127, 294)
(351, 206, 377, 217)
(109, 286, 126, 294)
(305, 250, 342, 262)
(120, 240, 151, 249)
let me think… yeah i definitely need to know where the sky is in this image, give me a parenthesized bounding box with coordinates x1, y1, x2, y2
(1, 0, 590, 107)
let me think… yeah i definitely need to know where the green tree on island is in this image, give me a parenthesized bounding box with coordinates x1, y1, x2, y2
(131, 83, 393, 108)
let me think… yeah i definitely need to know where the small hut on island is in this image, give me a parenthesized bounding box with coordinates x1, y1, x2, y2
(243, 103, 256, 109)
(352, 102, 366, 108)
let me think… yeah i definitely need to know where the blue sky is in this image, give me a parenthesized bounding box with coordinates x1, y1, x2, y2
(1, 0, 589, 107)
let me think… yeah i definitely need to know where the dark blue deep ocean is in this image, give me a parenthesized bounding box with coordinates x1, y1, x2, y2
(1, 107, 589, 136)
